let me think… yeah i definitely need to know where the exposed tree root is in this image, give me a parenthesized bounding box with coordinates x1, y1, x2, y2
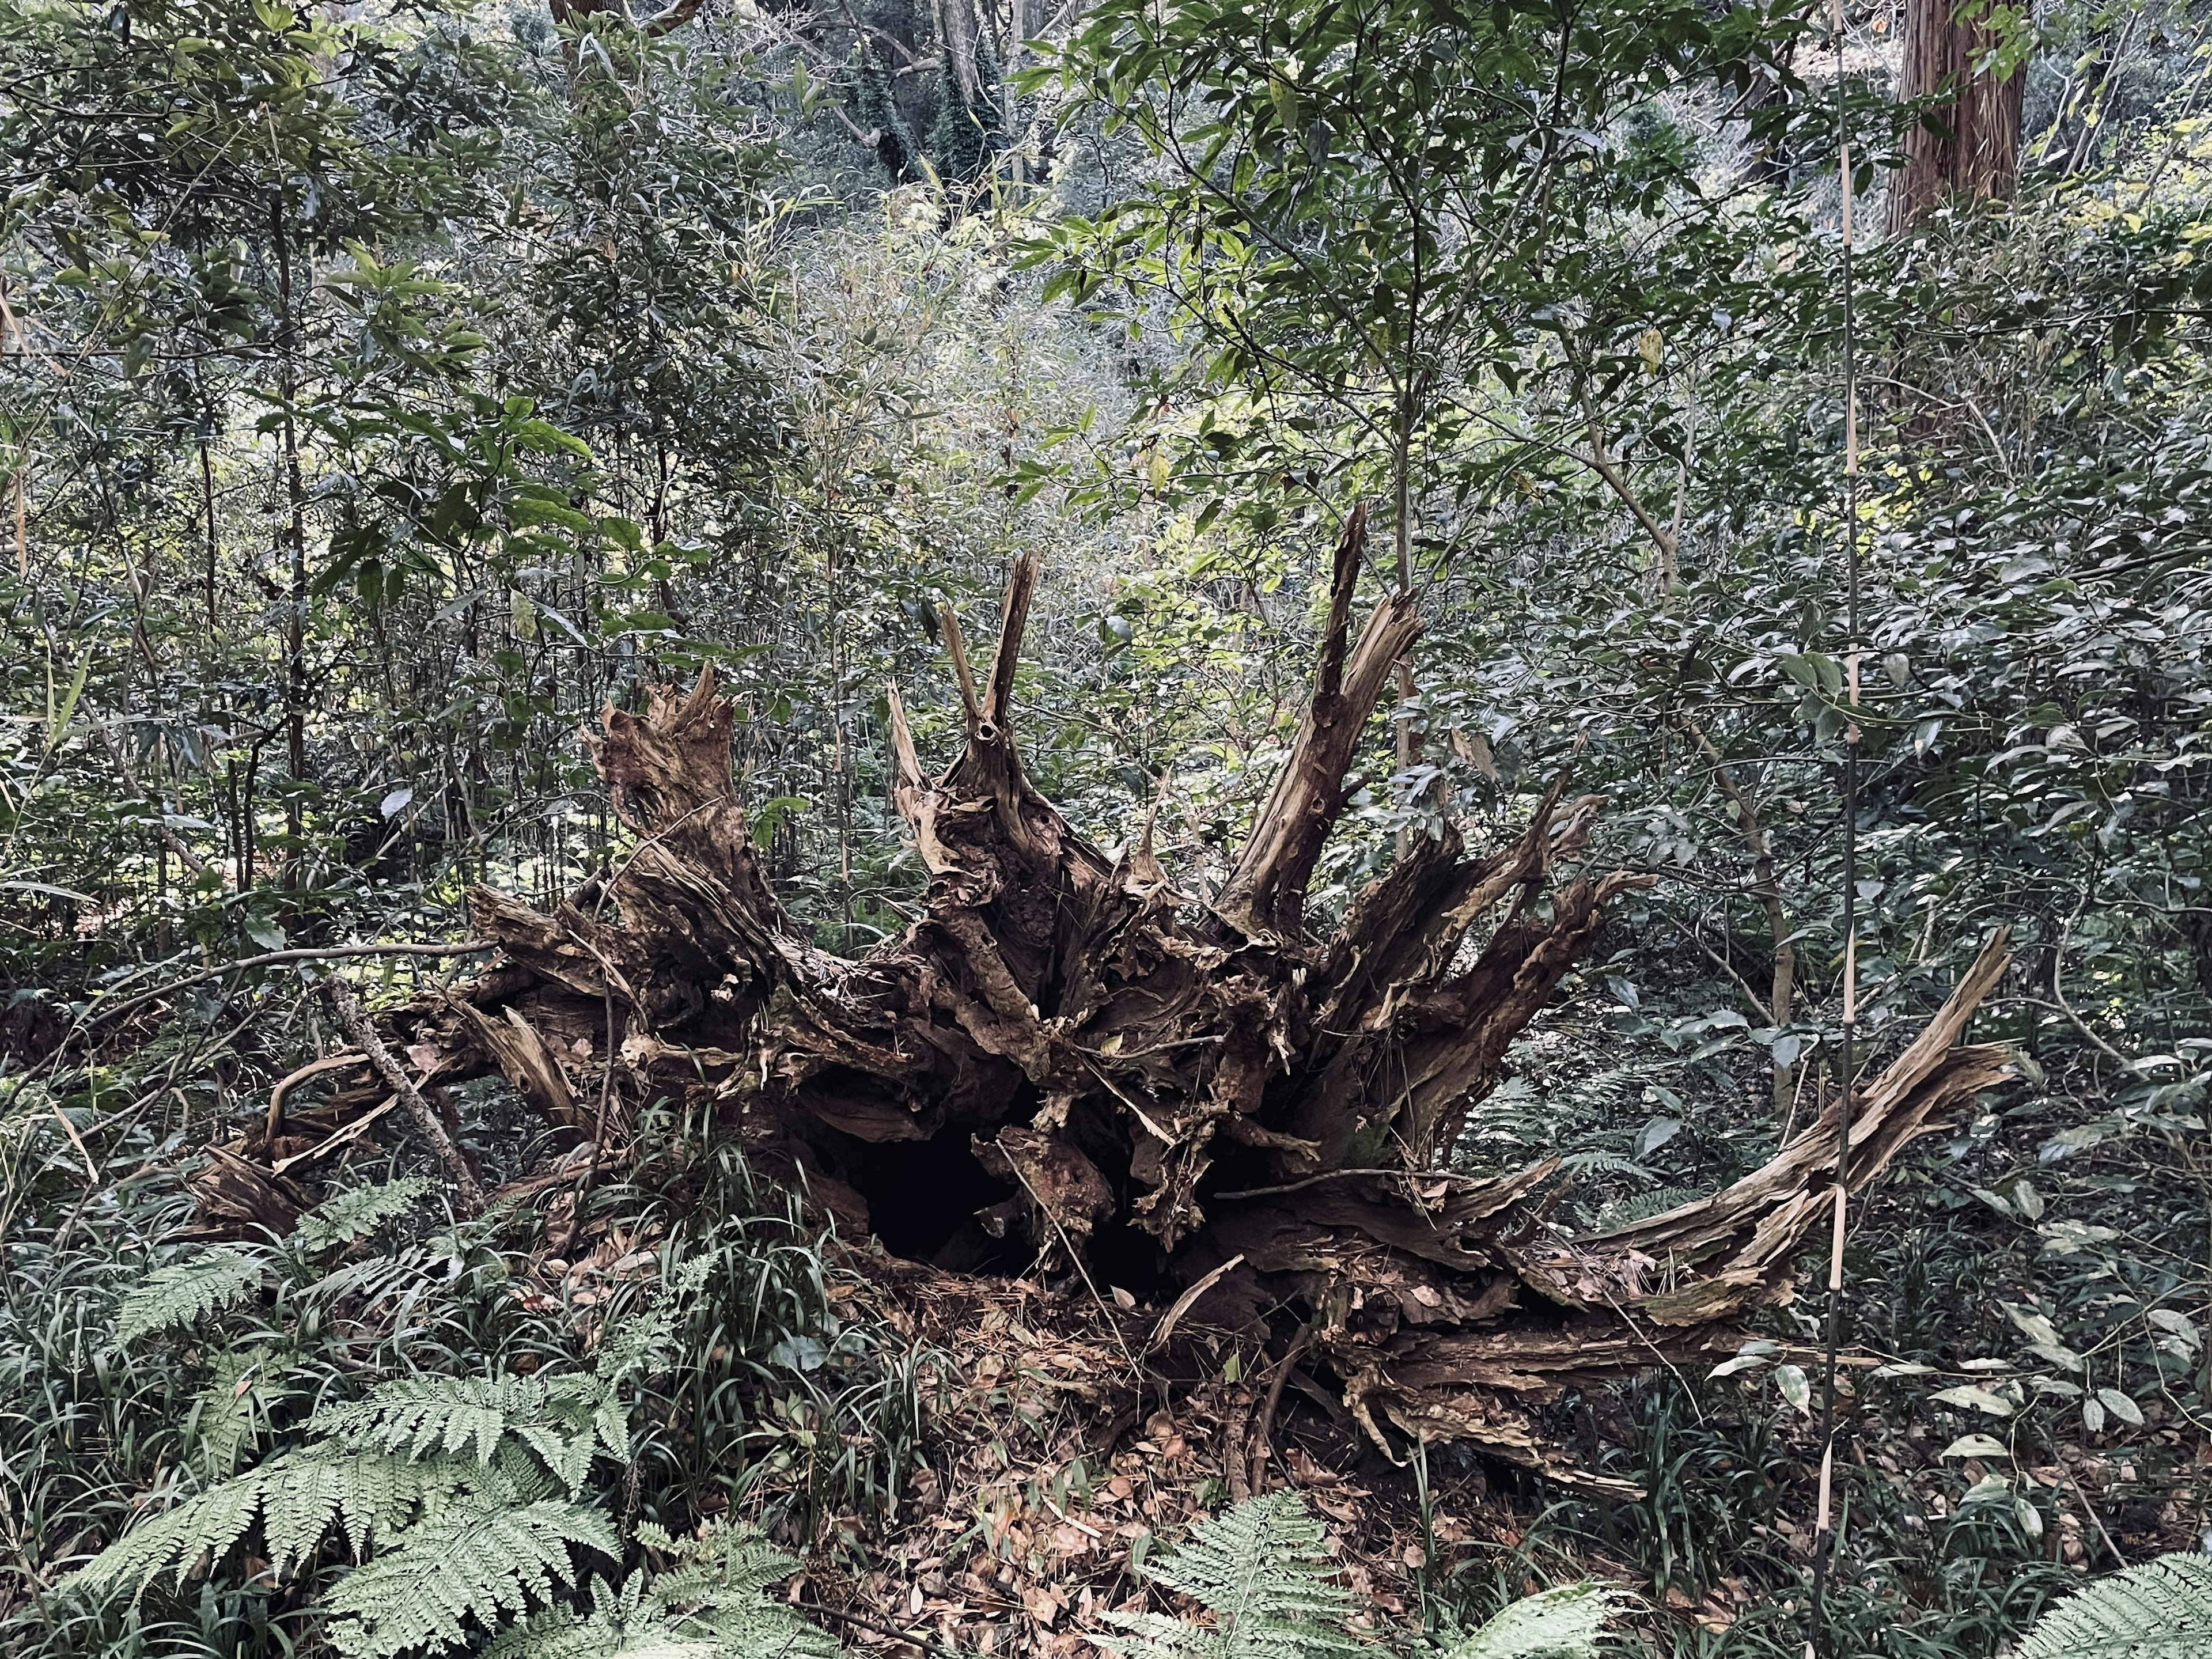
(198, 527, 2015, 1490)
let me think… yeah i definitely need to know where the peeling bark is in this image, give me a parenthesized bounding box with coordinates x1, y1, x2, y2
(228, 537, 2014, 1490)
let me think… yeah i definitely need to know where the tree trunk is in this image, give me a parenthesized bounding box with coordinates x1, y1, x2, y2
(1887, 0, 2025, 234)
(236, 524, 2014, 1492)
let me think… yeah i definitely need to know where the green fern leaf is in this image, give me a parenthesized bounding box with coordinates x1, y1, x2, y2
(1588, 1185, 1708, 1233)
(320, 1497, 619, 1659)
(67, 1448, 464, 1597)
(512, 1425, 603, 1497)
(2018, 1552, 2212, 1658)
(1555, 1153, 1652, 1184)
(479, 1525, 832, 1659)
(190, 1349, 291, 1478)
(313, 1373, 613, 1478)
(74, 1464, 265, 1596)
(1103, 1610, 1229, 1659)
(594, 1391, 634, 1464)
(1109, 1493, 1359, 1659)
(259, 1448, 461, 1573)
(296, 1177, 432, 1255)
(483, 1609, 721, 1659)
(116, 1246, 265, 1344)
(1445, 1584, 1616, 1659)
(648, 1524, 836, 1658)
(474, 1604, 641, 1659)
(677, 1596, 842, 1659)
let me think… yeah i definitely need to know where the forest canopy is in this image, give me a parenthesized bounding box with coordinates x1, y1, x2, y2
(2, 0, 2210, 1656)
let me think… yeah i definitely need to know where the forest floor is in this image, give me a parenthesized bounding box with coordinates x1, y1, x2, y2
(700, 1236, 2211, 1657)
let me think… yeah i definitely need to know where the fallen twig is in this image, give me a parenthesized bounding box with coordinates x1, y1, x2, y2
(320, 978, 484, 1211)
(791, 1599, 968, 1659)
(1248, 1327, 1312, 1494)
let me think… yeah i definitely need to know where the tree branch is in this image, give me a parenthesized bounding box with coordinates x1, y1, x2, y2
(322, 976, 485, 1211)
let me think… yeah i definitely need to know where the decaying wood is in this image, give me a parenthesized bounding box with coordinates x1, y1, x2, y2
(265, 1050, 365, 1140)
(321, 978, 484, 1211)
(221, 536, 2015, 1490)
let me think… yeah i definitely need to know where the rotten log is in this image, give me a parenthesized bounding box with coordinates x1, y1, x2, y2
(252, 523, 2012, 1488)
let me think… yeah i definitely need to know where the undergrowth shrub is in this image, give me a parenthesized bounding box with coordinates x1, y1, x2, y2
(0, 1080, 931, 1659)
(1105, 1491, 1618, 1659)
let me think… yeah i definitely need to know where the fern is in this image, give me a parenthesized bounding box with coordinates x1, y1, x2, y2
(641, 1522, 838, 1658)
(297, 1177, 433, 1255)
(1444, 1584, 1616, 1659)
(190, 1349, 291, 1478)
(1106, 1492, 1360, 1659)
(114, 1181, 429, 1347)
(116, 1245, 265, 1343)
(77, 1289, 681, 1658)
(474, 1594, 702, 1659)
(1587, 1185, 1708, 1233)
(312, 1373, 623, 1494)
(2018, 1551, 2212, 1658)
(1554, 1153, 1652, 1184)
(321, 1497, 620, 1659)
(70, 1448, 476, 1594)
(482, 1524, 836, 1659)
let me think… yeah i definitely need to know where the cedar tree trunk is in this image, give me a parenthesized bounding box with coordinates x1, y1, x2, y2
(1888, 0, 2025, 233)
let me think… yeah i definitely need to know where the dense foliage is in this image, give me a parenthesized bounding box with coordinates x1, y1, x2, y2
(3, 0, 2209, 1653)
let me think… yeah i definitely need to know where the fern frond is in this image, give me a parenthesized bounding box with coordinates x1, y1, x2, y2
(1104, 1610, 1232, 1659)
(2018, 1552, 2212, 1658)
(478, 1529, 832, 1659)
(312, 1373, 617, 1483)
(116, 1246, 265, 1344)
(260, 1447, 469, 1572)
(1445, 1584, 1617, 1659)
(1588, 1186, 1708, 1232)
(594, 1300, 682, 1386)
(475, 1604, 660, 1659)
(320, 1498, 619, 1659)
(647, 1523, 835, 1659)
(1111, 1493, 1359, 1659)
(297, 1178, 433, 1255)
(674, 1597, 839, 1659)
(190, 1349, 291, 1478)
(68, 1448, 472, 1597)
(482, 1572, 662, 1659)
(72, 1464, 265, 1597)
(483, 1607, 722, 1659)
(642, 1522, 805, 1605)
(1554, 1153, 1652, 1183)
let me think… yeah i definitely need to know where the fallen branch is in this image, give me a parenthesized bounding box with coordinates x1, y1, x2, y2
(265, 1050, 366, 1139)
(320, 978, 484, 1211)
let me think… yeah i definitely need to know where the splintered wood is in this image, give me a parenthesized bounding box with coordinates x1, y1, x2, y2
(202, 531, 2016, 1491)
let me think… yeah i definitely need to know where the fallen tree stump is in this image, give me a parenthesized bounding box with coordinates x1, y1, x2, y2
(216, 518, 2016, 1491)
